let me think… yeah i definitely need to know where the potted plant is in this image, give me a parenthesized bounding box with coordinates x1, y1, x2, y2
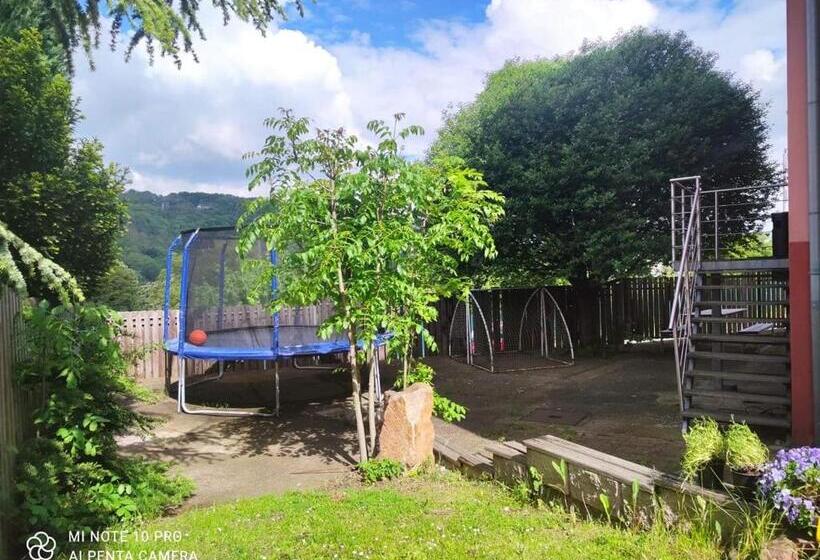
(682, 417, 725, 489)
(723, 422, 769, 498)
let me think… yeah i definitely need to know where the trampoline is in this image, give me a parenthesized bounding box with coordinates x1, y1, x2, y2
(163, 226, 385, 416)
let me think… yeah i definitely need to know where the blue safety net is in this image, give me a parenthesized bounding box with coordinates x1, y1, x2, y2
(163, 227, 381, 360)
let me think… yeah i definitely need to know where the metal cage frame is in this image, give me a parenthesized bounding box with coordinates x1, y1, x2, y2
(447, 287, 575, 373)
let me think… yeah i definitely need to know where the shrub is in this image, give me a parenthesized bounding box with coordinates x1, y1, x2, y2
(759, 447, 820, 532)
(394, 362, 467, 422)
(15, 302, 193, 541)
(357, 459, 404, 484)
(682, 417, 724, 480)
(724, 423, 768, 472)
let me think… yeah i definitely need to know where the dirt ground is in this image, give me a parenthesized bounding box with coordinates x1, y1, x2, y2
(428, 348, 685, 473)
(123, 346, 686, 506)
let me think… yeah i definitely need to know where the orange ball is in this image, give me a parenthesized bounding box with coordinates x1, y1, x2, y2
(188, 329, 208, 346)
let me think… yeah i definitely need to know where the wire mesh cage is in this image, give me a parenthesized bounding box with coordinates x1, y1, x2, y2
(447, 288, 574, 372)
(179, 227, 273, 352)
(162, 226, 386, 416)
(165, 227, 353, 359)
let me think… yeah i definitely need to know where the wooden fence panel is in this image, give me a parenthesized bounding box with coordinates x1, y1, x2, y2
(433, 277, 678, 352)
(119, 302, 338, 381)
(0, 288, 42, 557)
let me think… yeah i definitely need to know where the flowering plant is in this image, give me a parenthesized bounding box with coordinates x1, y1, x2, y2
(759, 447, 820, 530)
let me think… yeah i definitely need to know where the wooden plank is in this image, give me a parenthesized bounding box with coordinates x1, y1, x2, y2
(689, 350, 789, 364)
(682, 408, 790, 428)
(684, 388, 790, 405)
(688, 370, 789, 384)
(691, 333, 789, 344)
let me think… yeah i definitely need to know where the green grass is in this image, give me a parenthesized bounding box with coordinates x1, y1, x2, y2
(92, 471, 722, 560)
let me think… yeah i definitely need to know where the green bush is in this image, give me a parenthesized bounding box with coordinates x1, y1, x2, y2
(394, 362, 467, 422)
(357, 459, 404, 484)
(15, 302, 193, 541)
(724, 423, 768, 471)
(682, 417, 724, 480)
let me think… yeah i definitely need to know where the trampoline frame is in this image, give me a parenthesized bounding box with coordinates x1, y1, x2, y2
(447, 287, 575, 373)
(163, 226, 383, 417)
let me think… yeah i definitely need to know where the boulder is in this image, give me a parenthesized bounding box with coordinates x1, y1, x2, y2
(761, 537, 800, 560)
(377, 383, 434, 468)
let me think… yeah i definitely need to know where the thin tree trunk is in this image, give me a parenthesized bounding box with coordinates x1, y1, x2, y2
(348, 326, 368, 463)
(367, 343, 376, 455)
(327, 175, 368, 464)
(402, 347, 409, 388)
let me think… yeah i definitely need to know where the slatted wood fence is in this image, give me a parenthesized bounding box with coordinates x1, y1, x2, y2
(0, 288, 42, 557)
(431, 274, 791, 351)
(119, 302, 337, 382)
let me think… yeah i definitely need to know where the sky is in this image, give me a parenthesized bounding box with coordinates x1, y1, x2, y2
(73, 0, 787, 197)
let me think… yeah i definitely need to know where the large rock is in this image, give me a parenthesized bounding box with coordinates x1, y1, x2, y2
(377, 383, 434, 468)
(761, 537, 800, 560)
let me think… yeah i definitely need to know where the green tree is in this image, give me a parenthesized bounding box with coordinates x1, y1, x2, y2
(15, 302, 192, 544)
(93, 261, 148, 311)
(0, 29, 74, 184)
(239, 111, 503, 461)
(432, 29, 775, 342)
(0, 1, 67, 71)
(0, 220, 84, 305)
(0, 0, 305, 73)
(0, 31, 129, 296)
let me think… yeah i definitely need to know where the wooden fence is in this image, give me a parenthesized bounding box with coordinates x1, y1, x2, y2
(431, 277, 678, 351)
(0, 288, 42, 557)
(119, 302, 336, 381)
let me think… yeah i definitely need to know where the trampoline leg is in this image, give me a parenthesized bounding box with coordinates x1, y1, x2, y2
(374, 354, 383, 404)
(275, 361, 280, 416)
(178, 357, 277, 417)
(177, 358, 186, 413)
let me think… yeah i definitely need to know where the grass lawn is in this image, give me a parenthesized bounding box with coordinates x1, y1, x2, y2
(94, 470, 722, 560)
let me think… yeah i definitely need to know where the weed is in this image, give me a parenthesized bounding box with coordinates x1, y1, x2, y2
(357, 458, 404, 484)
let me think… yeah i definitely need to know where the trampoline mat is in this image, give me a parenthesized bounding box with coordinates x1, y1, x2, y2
(165, 325, 382, 360)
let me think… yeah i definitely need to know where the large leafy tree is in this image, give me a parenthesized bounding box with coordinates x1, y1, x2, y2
(0, 0, 305, 73)
(432, 29, 775, 312)
(239, 111, 503, 461)
(0, 30, 129, 296)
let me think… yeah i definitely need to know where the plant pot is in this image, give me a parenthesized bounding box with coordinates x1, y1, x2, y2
(698, 459, 726, 490)
(725, 467, 762, 500)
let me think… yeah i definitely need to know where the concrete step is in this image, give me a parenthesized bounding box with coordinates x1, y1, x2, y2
(682, 408, 790, 428)
(689, 350, 790, 364)
(684, 388, 790, 405)
(691, 334, 790, 344)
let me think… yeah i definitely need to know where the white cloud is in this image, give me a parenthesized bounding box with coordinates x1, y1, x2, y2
(740, 49, 782, 83)
(73, 0, 787, 196)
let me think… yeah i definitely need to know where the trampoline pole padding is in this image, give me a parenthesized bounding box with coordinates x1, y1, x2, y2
(275, 361, 280, 415)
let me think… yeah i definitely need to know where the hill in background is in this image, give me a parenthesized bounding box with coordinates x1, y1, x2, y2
(122, 190, 248, 281)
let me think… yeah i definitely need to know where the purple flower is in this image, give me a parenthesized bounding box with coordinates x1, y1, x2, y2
(759, 446, 820, 530)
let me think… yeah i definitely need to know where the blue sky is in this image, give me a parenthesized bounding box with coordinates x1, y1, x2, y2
(285, 1, 488, 48)
(74, 0, 786, 196)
